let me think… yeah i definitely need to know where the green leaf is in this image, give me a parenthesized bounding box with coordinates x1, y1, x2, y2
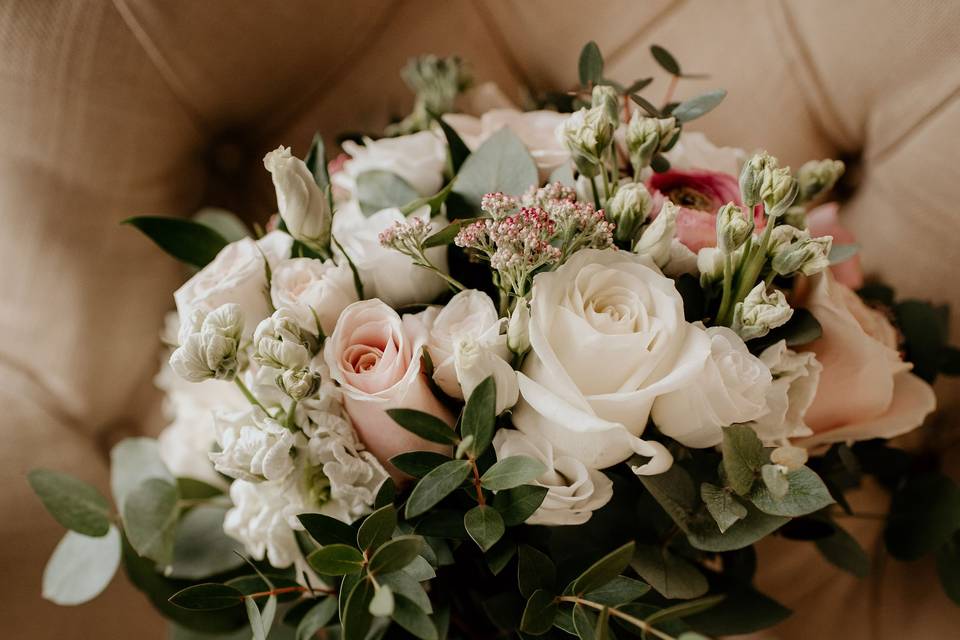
(391, 451, 453, 478)
(644, 594, 725, 627)
(28, 469, 112, 537)
(400, 179, 458, 217)
(896, 300, 949, 382)
(700, 483, 747, 533)
(885, 472, 960, 560)
(304, 132, 331, 191)
(369, 584, 395, 617)
(386, 409, 458, 445)
(518, 544, 556, 598)
(296, 597, 338, 640)
(169, 583, 245, 611)
(750, 466, 835, 517)
(594, 605, 610, 640)
(245, 593, 276, 640)
(123, 216, 228, 268)
(421, 216, 481, 249)
(688, 503, 788, 552)
(752, 309, 822, 350)
(434, 115, 472, 174)
(42, 526, 121, 605)
(226, 574, 301, 603)
(308, 544, 365, 576)
(570, 541, 636, 595)
(520, 589, 558, 635)
(572, 603, 597, 640)
(452, 128, 538, 211)
(638, 465, 698, 532)
(815, 523, 869, 578)
(414, 510, 469, 538)
(583, 575, 650, 606)
(494, 485, 550, 526)
(405, 460, 473, 518)
(760, 464, 789, 500)
(671, 89, 727, 123)
(369, 535, 424, 575)
(549, 164, 576, 188)
(578, 41, 604, 86)
(463, 505, 505, 551)
(650, 44, 681, 75)
(721, 425, 765, 495)
(682, 584, 790, 636)
(392, 593, 439, 640)
(631, 545, 708, 600)
(341, 578, 375, 640)
(356, 170, 420, 216)
(123, 478, 179, 565)
(650, 153, 671, 173)
(936, 533, 960, 605)
(298, 513, 360, 547)
(358, 504, 398, 551)
(375, 477, 396, 509)
(480, 456, 547, 491)
(461, 376, 497, 456)
(626, 77, 654, 93)
(487, 539, 517, 576)
(169, 505, 244, 580)
(110, 437, 175, 509)
(176, 477, 224, 501)
(381, 570, 433, 613)
(194, 209, 250, 243)
(829, 243, 859, 265)
(630, 93, 662, 118)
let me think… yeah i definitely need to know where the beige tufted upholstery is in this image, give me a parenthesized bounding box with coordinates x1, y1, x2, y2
(2, 1, 958, 638)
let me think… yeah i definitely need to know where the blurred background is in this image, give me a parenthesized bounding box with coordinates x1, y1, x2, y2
(2, 1, 959, 638)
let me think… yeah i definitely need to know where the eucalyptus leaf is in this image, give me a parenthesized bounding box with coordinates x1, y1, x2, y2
(549, 164, 576, 188)
(644, 594, 725, 627)
(815, 523, 869, 578)
(461, 376, 497, 456)
(493, 485, 549, 526)
(304, 132, 331, 190)
(369, 584, 395, 617)
(42, 526, 121, 605)
(700, 483, 747, 533)
(583, 575, 650, 606)
(169, 583, 246, 611)
(194, 208, 251, 243)
(434, 114, 472, 174)
(342, 578, 375, 640)
(760, 464, 790, 500)
(392, 593, 439, 640)
(123, 216, 228, 268)
(452, 128, 538, 211)
(638, 465, 698, 532)
(750, 465, 834, 517)
(386, 409, 458, 445)
(369, 535, 424, 575)
(650, 44, 681, 75)
(480, 456, 547, 491)
(463, 505, 505, 552)
(405, 460, 473, 518)
(28, 469, 112, 537)
(518, 544, 556, 598)
(307, 544, 365, 576)
(936, 534, 960, 605)
(169, 505, 244, 579)
(176, 477, 224, 501)
(298, 513, 357, 547)
(520, 589, 558, 635)
(829, 243, 859, 265)
(570, 541, 635, 595)
(296, 597, 338, 640)
(422, 216, 482, 249)
(486, 539, 517, 576)
(390, 451, 453, 478)
(358, 504, 398, 551)
(671, 89, 727, 123)
(631, 545, 708, 600)
(721, 425, 765, 496)
(356, 170, 420, 216)
(381, 570, 433, 613)
(578, 41, 604, 86)
(688, 504, 788, 552)
(123, 478, 179, 566)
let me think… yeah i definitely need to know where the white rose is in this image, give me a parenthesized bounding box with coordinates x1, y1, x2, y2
(209, 407, 302, 482)
(271, 257, 358, 336)
(445, 109, 570, 179)
(426, 290, 518, 413)
(333, 130, 446, 198)
(514, 248, 711, 471)
(174, 237, 272, 338)
(749, 340, 822, 444)
(332, 202, 449, 307)
(263, 146, 331, 251)
(652, 326, 772, 448)
(493, 430, 613, 525)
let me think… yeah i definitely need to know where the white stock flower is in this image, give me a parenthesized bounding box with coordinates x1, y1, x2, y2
(271, 257, 357, 337)
(307, 428, 388, 523)
(224, 478, 306, 569)
(252, 308, 315, 371)
(332, 130, 446, 198)
(652, 326, 772, 448)
(513, 248, 711, 471)
(332, 202, 449, 307)
(493, 430, 613, 526)
(169, 304, 244, 382)
(427, 290, 518, 413)
(733, 284, 794, 341)
(748, 340, 822, 444)
(263, 146, 331, 251)
(209, 407, 301, 482)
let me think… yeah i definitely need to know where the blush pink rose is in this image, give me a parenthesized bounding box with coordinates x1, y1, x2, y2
(806, 202, 863, 289)
(324, 299, 453, 480)
(796, 271, 935, 447)
(647, 169, 765, 252)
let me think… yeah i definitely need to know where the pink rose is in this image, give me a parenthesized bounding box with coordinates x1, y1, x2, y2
(806, 202, 863, 289)
(796, 272, 935, 447)
(647, 169, 765, 252)
(324, 299, 453, 479)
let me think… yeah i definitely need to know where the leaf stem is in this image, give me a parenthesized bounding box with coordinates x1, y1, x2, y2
(245, 585, 336, 600)
(558, 596, 678, 640)
(469, 457, 486, 506)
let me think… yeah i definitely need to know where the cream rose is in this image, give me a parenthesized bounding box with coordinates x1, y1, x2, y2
(426, 290, 518, 414)
(797, 272, 936, 447)
(332, 203, 449, 307)
(332, 130, 446, 198)
(271, 258, 357, 337)
(652, 326, 772, 448)
(513, 248, 711, 471)
(324, 299, 453, 477)
(493, 429, 613, 526)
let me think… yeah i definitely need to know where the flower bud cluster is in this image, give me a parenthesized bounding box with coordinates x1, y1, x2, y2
(169, 304, 244, 382)
(625, 113, 680, 172)
(797, 159, 845, 203)
(739, 152, 798, 217)
(607, 183, 653, 244)
(557, 106, 616, 177)
(733, 283, 794, 341)
(715, 202, 754, 254)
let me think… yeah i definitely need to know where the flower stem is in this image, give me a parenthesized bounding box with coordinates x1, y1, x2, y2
(716, 253, 735, 325)
(234, 377, 272, 417)
(589, 174, 602, 209)
(413, 252, 466, 292)
(284, 400, 298, 430)
(469, 458, 486, 506)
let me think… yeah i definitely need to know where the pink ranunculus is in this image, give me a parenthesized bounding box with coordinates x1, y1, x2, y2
(796, 271, 935, 447)
(806, 202, 864, 289)
(647, 169, 765, 253)
(324, 299, 453, 480)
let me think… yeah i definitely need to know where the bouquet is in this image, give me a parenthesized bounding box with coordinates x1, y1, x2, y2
(28, 43, 960, 640)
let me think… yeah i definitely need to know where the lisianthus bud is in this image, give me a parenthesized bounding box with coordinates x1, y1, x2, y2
(733, 283, 794, 341)
(739, 152, 776, 208)
(772, 234, 833, 276)
(278, 368, 319, 401)
(557, 107, 615, 176)
(607, 183, 653, 243)
(591, 84, 620, 126)
(169, 303, 244, 382)
(635, 200, 679, 267)
(697, 247, 725, 288)
(253, 308, 316, 371)
(797, 158, 845, 203)
(507, 298, 531, 354)
(715, 202, 753, 254)
(761, 166, 799, 218)
(263, 146, 331, 253)
(626, 113, 678, 172)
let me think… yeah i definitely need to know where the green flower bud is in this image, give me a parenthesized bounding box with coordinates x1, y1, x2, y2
(739, 152, 776, 208)
(797, 158, 845, 203)
(761, 166, 799, 218)
(625, 113, 678, 172)
(507, 298, 530, 354)
(278, 368, 320, 401)
(733, 283, 794, 341)
(781, 205, 808, 229)
(558, 106, 615, 172)
(591, 84, 621, 126)
(715, 202, 754, 253)
(607, 182, 653, 243)
(771, 234, 833, 276)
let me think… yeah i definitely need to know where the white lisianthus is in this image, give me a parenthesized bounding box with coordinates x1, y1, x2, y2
(426, 290, 518, 413)
(263, 146, 331, 252)
(209, 407, 302, 482)
(507, 298, 531, 354)
(652, 326, 772, 448)
(493, 430, 613, 525)
(174, 237, 274, 338)
(513, 248, 711, 471)
(333, 130, 446, 198)
(332, 202, 449, 307)
(271, 258, 357, 337)
(169, 304, 244, 382)
(749, 340, 822, 444)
